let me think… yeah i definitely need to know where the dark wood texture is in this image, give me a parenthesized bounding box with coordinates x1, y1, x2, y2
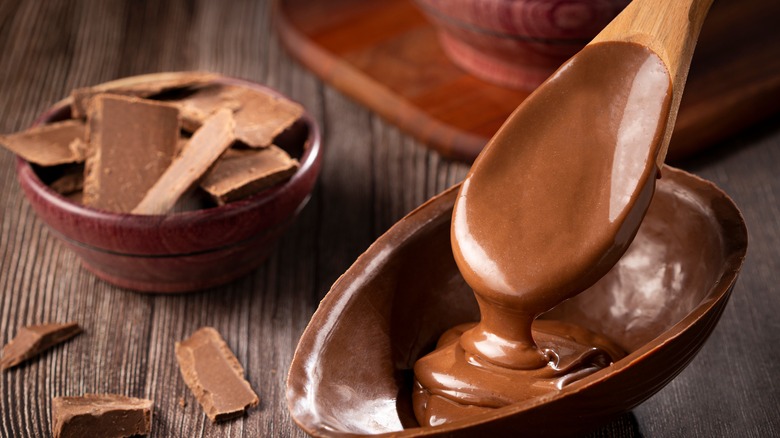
(0, 1, 778, 437)
(276, 0, 780, 162)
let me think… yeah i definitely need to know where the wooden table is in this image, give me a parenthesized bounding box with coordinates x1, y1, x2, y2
(1, 1, 778, 437)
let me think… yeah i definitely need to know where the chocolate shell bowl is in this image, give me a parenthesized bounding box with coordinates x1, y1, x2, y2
(287, 166, 747, 436)
(414, 0, 629, 90)
(16, 73, 321, 293)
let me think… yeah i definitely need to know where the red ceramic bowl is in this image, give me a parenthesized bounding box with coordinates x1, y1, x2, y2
(287, 166, 747, 436)
(415, 0, 629, 90)
(16, 73, 321, 293)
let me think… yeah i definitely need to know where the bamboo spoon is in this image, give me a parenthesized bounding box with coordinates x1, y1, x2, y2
(447, 0, 714, 370)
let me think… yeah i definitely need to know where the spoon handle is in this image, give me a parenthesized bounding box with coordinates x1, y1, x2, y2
(591, 0, 714, 167)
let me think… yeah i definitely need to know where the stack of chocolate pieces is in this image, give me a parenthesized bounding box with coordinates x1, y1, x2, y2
(1, 72, 303, 214)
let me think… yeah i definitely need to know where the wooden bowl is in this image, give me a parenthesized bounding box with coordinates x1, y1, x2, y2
(16, 73, 321, 293)
(414, 0, 629, 90)
(286, 166, 747, 436)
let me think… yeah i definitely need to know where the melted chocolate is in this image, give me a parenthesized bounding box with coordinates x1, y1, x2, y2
(413, 41, 672, 426)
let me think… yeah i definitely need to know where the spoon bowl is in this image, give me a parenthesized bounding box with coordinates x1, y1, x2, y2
(287, 166, 746, 436)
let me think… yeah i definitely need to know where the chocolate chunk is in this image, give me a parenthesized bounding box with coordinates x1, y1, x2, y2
(1, 322, 82, 371)
(83, 94, 179, 213)
(171, 84, 303, 147)
(175, 327, 259, 422)
(70, 71, 220, 119)
(132, 109, 235, 215)
(51, 394, 153, 438)
(0, 120, 86, 166)
(200, 145, 299, 205)
(66, 191, 84, 204)
(49, 165, 85, 196)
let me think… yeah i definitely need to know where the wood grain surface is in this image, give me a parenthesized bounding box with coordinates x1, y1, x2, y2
(0, 1, 778, 437)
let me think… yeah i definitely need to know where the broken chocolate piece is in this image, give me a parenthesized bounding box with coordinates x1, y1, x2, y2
(49, 165, 85, 196)
(175, 327, 259, 422)
(66, 191, 83, 204)
(70, 71, 219, 119)
(171, 84, 303, 147)
(1, 322, 82, 371)
(200, 145, 299, 205)
(132, 109, 235, 215)
(83, 94, 179, 213)
(51, 394, 153, 438)
(0, 120, 86, 166)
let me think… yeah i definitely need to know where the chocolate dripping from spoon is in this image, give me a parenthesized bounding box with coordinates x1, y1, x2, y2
(413, 0, 713, 426)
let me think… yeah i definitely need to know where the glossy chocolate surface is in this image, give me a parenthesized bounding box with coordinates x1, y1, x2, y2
(411, 42, 672, 425)
(413, 320, 626, 426)
(287, 166, 746, 436)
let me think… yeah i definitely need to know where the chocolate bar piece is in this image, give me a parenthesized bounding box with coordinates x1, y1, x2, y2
(132, 109, 235, 215)
(70, 71, 219, 119)
(83, 94, 179, 213)
(52, 394, 153, 438)
(1, 322, 82, 371)
(0, 120, 86, 166)
(172, 84, 303, 147)
(175, 327, 259, 422)
(49, 165, 85, 196)
(200, 145, 299, 205)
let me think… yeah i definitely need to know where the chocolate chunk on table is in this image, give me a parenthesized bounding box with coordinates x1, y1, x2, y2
(70, 71, 220, 119)
(52, 394, 153, 438)
(201, 145, 299, 205)
(83, 94, 179, 213)
(171, 83, 303, 147)
(0, 120, 86, 166)
(132, 108, 235, 215)
(1, 322, 82, 371)
(175, 327, 259, 422)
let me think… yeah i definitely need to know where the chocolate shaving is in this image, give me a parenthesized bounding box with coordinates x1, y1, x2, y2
(52, 394, 153, 438)
(175, 327, 259, 422)
(132, 109, 235, 215)
(83, 94, 179, 213)
(171, 84, 303, 147)
(1, 322, 82, 371)
(0, 120, 86, 166)
(200, 145, 299, 205)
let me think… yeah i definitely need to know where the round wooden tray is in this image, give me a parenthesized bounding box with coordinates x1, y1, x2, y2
(275, 0, 780, 163)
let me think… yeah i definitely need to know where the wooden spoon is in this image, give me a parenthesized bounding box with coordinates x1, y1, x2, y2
(592, 0, 715, 168)
(449, 0, 714, 370)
